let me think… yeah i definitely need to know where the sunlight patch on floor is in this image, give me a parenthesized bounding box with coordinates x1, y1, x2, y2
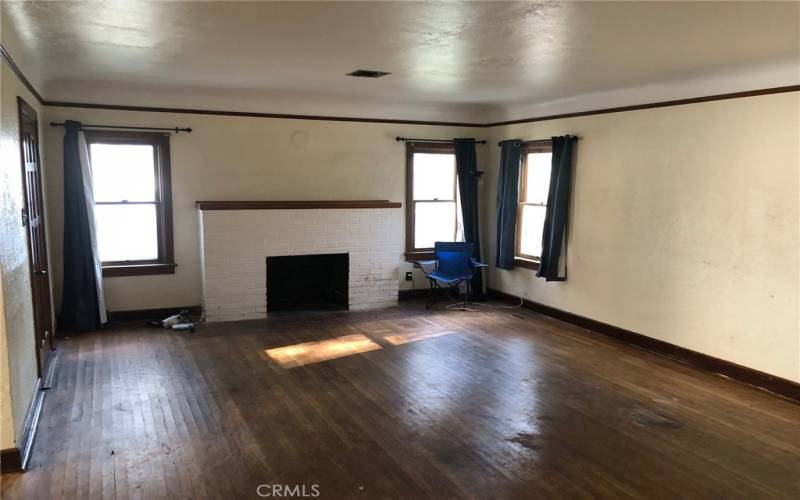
(382, 329, 456, 345)
(265, 334, 382, 368)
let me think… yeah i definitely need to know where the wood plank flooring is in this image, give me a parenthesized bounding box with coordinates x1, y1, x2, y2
(2, 302, 799, 499)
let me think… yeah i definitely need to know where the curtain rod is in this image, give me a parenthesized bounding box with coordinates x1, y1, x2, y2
(49, 122, 192, 133)
(497, 137, 579, 147)
(395, 137, 486, 144)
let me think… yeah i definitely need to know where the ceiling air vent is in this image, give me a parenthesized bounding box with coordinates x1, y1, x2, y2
(347, 69, 391, 78)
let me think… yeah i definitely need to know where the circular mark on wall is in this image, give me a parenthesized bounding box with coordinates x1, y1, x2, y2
(291, 131, 311, 149)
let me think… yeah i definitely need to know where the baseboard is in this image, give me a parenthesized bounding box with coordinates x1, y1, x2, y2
(1, 369, 49, 474)
(487, 288, 800, 404)
(398, 288, 435, 300)
(0, 448, 22, 473)
(107, 305, 203, 322)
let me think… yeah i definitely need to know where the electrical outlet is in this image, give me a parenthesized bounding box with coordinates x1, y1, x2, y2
(405, 272, 413, 281)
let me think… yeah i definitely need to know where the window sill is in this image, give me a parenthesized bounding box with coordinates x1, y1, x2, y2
(102, 263, 177, 277)
(514, 257, 540, 271)
(405, 251, 436, 262)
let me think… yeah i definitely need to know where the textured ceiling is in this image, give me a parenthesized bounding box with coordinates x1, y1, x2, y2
(2, 1, 798, 121)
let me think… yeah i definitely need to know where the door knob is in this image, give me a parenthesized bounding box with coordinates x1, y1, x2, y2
(35, 270, 47, 275)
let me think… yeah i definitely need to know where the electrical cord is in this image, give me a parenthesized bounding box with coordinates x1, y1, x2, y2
(442, 288, 524, 312)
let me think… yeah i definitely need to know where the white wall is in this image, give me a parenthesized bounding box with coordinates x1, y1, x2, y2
(0, 62, 51, 446)
(0, 267, 14, 449)
(43, 107, 484, 311)
(39, 91, 800, 385)
(484, 92, 800, 383)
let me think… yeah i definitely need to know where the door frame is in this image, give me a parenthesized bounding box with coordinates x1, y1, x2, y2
(17, 96, 54, 378)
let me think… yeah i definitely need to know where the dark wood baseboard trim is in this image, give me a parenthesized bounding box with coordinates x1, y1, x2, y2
(0, 448, 22, 473)
(487, 288, 800, 404)
(2, 373, 50, 473)
(107, 305, 203, 322)
(398, 288, 435, 301)
(196, 200, 401, 210)
(19, 379, 45, 470)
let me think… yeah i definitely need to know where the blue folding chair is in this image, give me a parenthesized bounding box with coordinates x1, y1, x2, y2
(412, 242, 487, 310)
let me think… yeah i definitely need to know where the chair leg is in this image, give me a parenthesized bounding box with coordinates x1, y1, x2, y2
(463, 281, 471, 310)
(425, 279, 437, 309)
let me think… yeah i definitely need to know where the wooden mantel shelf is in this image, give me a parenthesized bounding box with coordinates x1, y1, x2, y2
(196, 200, 402, 210)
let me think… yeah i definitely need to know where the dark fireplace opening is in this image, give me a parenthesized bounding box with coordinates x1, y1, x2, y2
(267, 253, 349, 312)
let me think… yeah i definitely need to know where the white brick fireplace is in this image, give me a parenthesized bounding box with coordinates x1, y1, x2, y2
(197, 201, 403, 322)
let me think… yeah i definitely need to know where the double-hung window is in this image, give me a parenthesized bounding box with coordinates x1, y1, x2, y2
(405, 142, 461, 259)
(85, 130, 175, 277)
(515, 142, 552, 268)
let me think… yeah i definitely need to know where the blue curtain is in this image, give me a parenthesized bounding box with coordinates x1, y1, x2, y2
(453, 138, 484, 298)
(60, 121, 106, 331)
(495, 140, 522, 269)
(537, 135, 577, 281)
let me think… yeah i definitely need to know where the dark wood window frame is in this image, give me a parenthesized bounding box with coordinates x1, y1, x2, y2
(84, 130, 175, 277)
(404, 142, 459, 261)
(515, 140, 553, 271)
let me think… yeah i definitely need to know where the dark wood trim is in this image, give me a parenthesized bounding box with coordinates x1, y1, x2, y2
(43, 100, 482, 127)
(487, 288, 800, 404)
(515, 142, 553, 262)
(404, 142, 458, 255)
(85, 130, 175, 272)
(404, 251, 436, 262)
(1, 375, 49, 473)
(0, 448, 22, 473)
(102, 263, 177, 277)
(43, 85, 800, 127)
(405, 144, 414, 255)
(3, 44, 797, 128)
(196, 200, 401, 210)
(486, 85, 800, 127)
(513, 257, 540, 270)
(107, 305, 203, 322)
(18, 96, 52, 379)
(398, 288, 435, 301)
(0, 46, 45, 104)
(160, 135, 175, 267)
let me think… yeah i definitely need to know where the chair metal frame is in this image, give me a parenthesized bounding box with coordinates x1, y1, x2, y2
(411, 242, 487, 310)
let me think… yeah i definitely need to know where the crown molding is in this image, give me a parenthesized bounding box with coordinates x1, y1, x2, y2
(0, 44, 44, 104)
(42, 100, 482, 128)
(484, 85, 800, 127)
(3, 43, 798, 129)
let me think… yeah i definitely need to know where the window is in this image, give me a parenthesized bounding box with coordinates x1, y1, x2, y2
(516, 142, 553, 269)
(85, 130, 175, 277)
(405, 142, 461, 259)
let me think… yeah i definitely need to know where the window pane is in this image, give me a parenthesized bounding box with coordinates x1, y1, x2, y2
(415, 201, 456, 249)
(90, 143, 156, 202)
(519, 204, 547, 258)
(413, 153, 455, 201)
(95, 204, 158, 261)
(524, 152, 552, 204)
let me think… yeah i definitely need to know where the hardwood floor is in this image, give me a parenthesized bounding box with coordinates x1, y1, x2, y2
(2, 302, 799, 499)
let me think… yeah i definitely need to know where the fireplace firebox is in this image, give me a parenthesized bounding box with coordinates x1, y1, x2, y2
(266, 253, 349, 312)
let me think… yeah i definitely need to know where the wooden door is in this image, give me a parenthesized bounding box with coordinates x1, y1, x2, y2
(18, 97, 54, 376)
